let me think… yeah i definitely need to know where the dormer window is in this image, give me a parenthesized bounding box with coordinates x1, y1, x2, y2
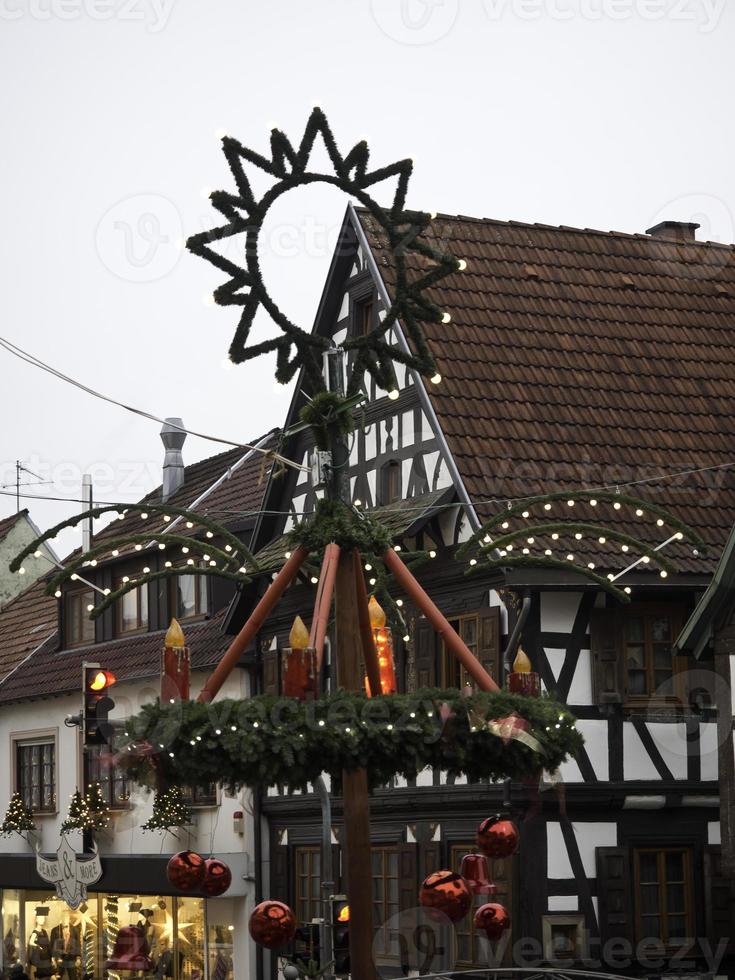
(65, 588, 95, 648)
(359, 299, 374, 336)
(114, 570, 148, 636)
(170, 566, 208, 621)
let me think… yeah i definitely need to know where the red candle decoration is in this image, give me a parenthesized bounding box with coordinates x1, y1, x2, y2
(281, 616, 319, 700)
(364, 596, 397, 695)
(474, 902, 511, 941)
(249, 901, 297, 949)
(476, 816, 520, 859)
(418, 870, 473, 923)
(161, 618, 190, 702)
(508, 647, 540, 697)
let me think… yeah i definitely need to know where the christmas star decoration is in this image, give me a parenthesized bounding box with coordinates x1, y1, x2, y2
(187, 107, 459, 393)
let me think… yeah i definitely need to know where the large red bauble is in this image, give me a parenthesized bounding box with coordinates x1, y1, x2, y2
(166, 850, 206, 892)
(476, 816, 520, 859)
(249, 901, 297, 949)
(201, 858, 232, 897)
(474, 902, 511, 941)
(418, 871, 472, 923)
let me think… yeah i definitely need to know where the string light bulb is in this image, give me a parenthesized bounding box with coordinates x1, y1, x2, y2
(388, 389, 399, 401)
(430, 373, 442, 384)
(441, 312, 451, 324)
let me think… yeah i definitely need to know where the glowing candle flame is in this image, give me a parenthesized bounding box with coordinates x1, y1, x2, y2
(368, 596, 386, 628)
(165, 618, 185, 649)
(513, 648, 532, 674)
(289, 614, 310, 649)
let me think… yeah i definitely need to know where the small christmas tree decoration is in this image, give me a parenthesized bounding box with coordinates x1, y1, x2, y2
(141, 787, 192, 834)
(1, 792, 36, 837)
(61, 786, 110, 834)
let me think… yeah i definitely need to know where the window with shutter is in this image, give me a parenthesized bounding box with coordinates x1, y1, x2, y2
(414, 618, 437, 690)
(633, 847, 694, 948)
(440, 607, 501, 689)
(590, 608, 624, 704)
(596, 846, 633, 946)
(703, 845, 733, 952)
(262, 648, 281, 695)
(271, 843, 290, 904)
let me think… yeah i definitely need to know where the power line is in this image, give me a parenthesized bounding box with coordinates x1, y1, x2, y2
(0, 334, 305, 472)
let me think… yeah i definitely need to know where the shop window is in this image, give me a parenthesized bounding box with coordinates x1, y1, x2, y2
(84, 735, 131, 809)
(170, 568, 208, 621)
(65, 588, 95, 648)
(14, 735, 56, 814)
(451, 843, 513, 967)
(380, 461, 401, 506)
(633, 847, 694, 947)
(294, 847, 322, 924)
(180, 784, 217, 807)
(371, 847, 399, 959)
(114, 572, 149, 636)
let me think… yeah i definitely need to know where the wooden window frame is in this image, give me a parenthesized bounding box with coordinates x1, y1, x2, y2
(113, 568, 149, 636)
(441, 614, 479, 689)
(82, 726, 131, 811)
(371, 846, 400, 959)
(542, 914, 587, 961)
(12, 729, 58, 815)
(633, 846, 694, 949)
(169, 564, 208, 623)
(64, 586, 96, 648)
(380, 460, 401, 507)
(294, 846, 322, 925)
(621, 603, 685, 706)
(180, 783, 218, 808)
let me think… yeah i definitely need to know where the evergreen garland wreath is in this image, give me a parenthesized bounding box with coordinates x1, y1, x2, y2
(119, 689, 582, 793)
(187, 107, 459, 393)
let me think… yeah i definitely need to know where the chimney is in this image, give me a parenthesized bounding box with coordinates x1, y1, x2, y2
(645, 220, 700, 243)
(161, 418, 187, 501)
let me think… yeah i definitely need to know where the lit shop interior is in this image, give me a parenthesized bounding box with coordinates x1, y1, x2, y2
(1, 890, 236, 980)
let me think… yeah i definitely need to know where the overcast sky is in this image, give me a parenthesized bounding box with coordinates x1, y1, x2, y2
(1, 0, 733, 557)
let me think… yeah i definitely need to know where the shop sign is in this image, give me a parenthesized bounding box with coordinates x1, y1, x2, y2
(35, 837, 103, 909)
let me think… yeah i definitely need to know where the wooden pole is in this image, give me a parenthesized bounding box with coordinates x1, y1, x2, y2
(381, 547, 500, 693)
(335, 550, 377, 980)
(310, 542, 341, 671)
(197, 546, 309, 703)
(353, 549, 382, 698)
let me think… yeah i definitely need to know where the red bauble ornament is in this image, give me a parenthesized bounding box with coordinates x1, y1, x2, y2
(249, 901, 297, 949)
(166, 850, 206, 892)
(418, 871, 472, 923)
(474, 902, 511, 941)
(201, 858, 232, 897)
(477, 816, 520, 859)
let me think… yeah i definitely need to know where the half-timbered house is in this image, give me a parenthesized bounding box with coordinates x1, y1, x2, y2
(242, 208, 735, 977)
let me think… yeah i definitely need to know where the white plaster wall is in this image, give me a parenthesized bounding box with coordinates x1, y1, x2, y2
(568, 650, 593, 704)
(645, 722, 688, 780)
(576, 720, 609, 782)
(699, 721, 719, 781)
(547, 821, 617, 879)
(623, 723, 661, 781)
(708, 821, 721, 845)
(0, 669, 254, 896)
(539, 592, 582, 635)
(548, 895, 578, 911)
(0, 519, 56, 607)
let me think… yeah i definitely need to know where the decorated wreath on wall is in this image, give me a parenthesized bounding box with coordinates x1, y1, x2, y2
(118, 688, 582, 793)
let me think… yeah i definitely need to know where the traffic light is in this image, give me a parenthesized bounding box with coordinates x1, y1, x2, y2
(83, 663, 116, 746)
(330, 896, 350, 977)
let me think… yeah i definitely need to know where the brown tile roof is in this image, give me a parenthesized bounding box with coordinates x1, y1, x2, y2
(0, 578, 57, 686)
(0, 610, 232, 704)
(0, 433, 278, 701)
(357, 211, 735, 575)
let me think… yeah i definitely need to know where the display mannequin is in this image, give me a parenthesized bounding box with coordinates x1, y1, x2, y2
(27, 914, 53, 980)
(50, 912, 81, 980)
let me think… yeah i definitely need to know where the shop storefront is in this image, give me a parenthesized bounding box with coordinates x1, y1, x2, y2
(0, 862, 239, 980)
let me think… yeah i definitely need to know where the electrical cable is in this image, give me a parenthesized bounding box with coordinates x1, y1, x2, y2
(0, 334, 305, 472)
